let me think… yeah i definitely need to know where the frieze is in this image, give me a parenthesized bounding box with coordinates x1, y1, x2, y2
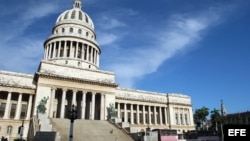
(115, 92, 167, 103)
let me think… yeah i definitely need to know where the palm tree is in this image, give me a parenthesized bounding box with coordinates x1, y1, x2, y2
(194, 106, 209, 130)
(210, 108, 221, 131)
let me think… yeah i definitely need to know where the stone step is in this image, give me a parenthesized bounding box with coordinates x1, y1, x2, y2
(51, 119, 134, 141)
(34, 131, 60, 141)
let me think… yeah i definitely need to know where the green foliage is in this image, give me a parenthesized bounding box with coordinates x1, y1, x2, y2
(210, 108, 222, 131)
(194, 106, 209, 127)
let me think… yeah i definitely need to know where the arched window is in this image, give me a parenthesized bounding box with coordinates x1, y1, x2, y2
(78, 29, 82, 34)
(79, 11, 82, 20)
(7, 125, 12, 135)
(70, 28, 73, 33)
(71, 10, 76, 19)
(85, 15, 89, 23)
(64, 12, 69, 19)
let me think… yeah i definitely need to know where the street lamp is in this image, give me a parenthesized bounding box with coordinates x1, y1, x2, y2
(18, 120, 24, 141)
(68, 104, 77, 141)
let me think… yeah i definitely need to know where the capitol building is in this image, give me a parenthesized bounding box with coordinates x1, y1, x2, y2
(0, 0, 195, 140)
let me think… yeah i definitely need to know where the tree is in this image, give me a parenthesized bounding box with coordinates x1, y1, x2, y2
(194, 106, 209, 130)
(210, 108, 221, 131)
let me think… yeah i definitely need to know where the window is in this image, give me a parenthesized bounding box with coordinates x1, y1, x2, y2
(86, 32, 89, 37)
(0, 103, 6, 118)
(78, 29, 82, 34)
(71, 10, 76, 19)
(62, 28, 65, 33)
(21, 104, 27, 119)
(185, 114, 188, 125)
(85, 15, 89, 23)
(180, 114, 184, 125)
(79, 11, 82, 20)
(64, 12, 69, 19)
(10, 104, 16, 119)
(7, 125, 12, 135)
(70, 28, 73, 33)
(175, 113, 179, 125)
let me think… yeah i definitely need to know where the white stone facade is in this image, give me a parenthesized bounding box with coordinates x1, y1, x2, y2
(0, 0, 195, 140)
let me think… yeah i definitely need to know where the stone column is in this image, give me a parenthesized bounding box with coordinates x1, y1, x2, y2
(15, 93, 23, 119)
(86, 45, 89, 61)
(70, 41, 73, 58)
(90, 47, 93, 63)
(58, 41, 61, 57)
(142, 105, 145, 125)
(137, 104, 140, 124)
(48, 44, 52, 59)
(97, 53, 99, 66)
(60, 89, 67, 118)
(91, 93, 96, 120)
(72, 90, 77, 106)
(26, 95, 33, 120)
(44, 45, 48, 60)
(52, 42, 56, 58)
(148, 106, 151, 125)
(75, 42, 79, 58)
(165, 107, 168, 125)
(154, 106, 157, 124)
(93, 49, 96, 64)
(117, 102, 120, 118)
(100, 94, 105, 120)
(81, 44, 85, 60)
(189, 108, 194, 125)
(50, 88, 56, 118)
(63, 41, 67, 57)
(3, 92, 12, 119)
(124, 103, 127, 122)
(159, 107, 163, 125)
(81, 92, 86, 119)
(130, 104, 134, 124)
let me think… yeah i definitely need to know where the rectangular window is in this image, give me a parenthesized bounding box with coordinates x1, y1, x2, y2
(185, 114, 188, 125)
(10, 103, 17, 119)
(20, 104, 27, 119)
(0, 102, 6, 118)
(180, 114, 184, 125)
(175, 113, 179, 125)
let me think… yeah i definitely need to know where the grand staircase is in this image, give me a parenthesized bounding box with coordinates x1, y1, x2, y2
(50, 119, 134, 141)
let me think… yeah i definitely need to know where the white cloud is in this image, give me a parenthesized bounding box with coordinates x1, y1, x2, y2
(0, 1, 60, 42)
(0, 39, 43, 73)
(105, 11, 221, 88)
(97, 16, 126, 30)
(97, 33, 119, 45)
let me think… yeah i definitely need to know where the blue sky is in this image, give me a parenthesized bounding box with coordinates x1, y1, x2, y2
(0, 0, 250, 115)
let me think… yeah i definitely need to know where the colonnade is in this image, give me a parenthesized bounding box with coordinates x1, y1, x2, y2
(44, 40, 99, 65)
(0, 91, 33, 120)
(115, 102, 169, 125)
(115, 102, 193, 126)
(49, 88, 105, 120)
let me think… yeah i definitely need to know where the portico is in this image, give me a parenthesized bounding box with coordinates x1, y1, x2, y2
(48, 88, 107, 120)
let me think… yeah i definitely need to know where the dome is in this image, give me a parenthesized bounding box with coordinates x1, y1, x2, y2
(43, 0, 101, 70)
(55, 0, 94, 29)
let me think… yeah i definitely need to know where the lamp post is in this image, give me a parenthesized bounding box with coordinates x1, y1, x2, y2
(68, 104, 77, 141)
(18, 120, 24, 141)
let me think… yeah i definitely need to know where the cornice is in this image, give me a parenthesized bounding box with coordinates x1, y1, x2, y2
(0, 83, 36, 90)
(36, 72, 118, 88)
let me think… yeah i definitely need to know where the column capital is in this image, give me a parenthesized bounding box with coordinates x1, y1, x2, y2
(62, 88, 67, 92)
(51, 87, 57, 90)
(73, 89, 78, 93)
(81, 90, 87, 94)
